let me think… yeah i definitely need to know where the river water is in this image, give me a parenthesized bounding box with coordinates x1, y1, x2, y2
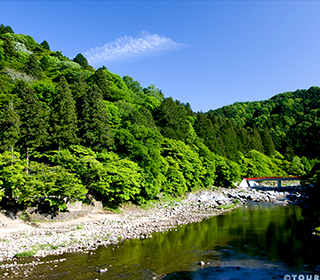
(26, 203, 320, 279)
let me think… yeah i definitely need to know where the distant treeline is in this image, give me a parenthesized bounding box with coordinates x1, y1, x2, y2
(0, 24, 318, 211)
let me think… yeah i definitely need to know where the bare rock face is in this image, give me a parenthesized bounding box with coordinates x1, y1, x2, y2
(66, 201, 83, 211)
(91, 201, 103, 212)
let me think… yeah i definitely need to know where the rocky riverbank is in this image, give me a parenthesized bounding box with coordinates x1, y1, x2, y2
(0, 184, 304, 278)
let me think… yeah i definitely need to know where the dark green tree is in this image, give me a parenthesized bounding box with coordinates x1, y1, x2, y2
(218, 119, 241, 161)
(154, 97, 191, 142)
(143, 84, 164, 103)
(70, 81, 88, 113)
(40, 40, 50, 51)
(73, 53, 91, 70)
(40, 56, 51, 70)
(15, 81, 48, 169)
(0, 24, 7, 35)
(122, 75, 143, 94)
(0, 96, 20, 154)
(124, 106, 156, 128)
(194, 113, 219, 153)
(88, 68, 112, 100)
(24, 54, 43, 79)
(1, 36, 15, 58)
(51, 76, 79, 150)
(248, 126, 264, 153)
(260, 127, 275, 156)
(0, 24, 14, 35)
(80, 84, 113, 149)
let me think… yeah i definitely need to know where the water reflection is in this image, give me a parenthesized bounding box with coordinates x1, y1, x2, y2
(30, 203, 320, 279)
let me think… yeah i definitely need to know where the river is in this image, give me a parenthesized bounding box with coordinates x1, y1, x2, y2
(20, 203, 320, 279)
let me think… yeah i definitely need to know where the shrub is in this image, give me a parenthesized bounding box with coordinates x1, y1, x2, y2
(54, 61, 81, 71)
(15, 250, 37, 258)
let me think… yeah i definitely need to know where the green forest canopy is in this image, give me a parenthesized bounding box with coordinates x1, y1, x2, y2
(0, 24, 319, 211)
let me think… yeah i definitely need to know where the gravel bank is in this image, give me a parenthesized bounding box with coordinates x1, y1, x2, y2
(0, 184, 303, 277)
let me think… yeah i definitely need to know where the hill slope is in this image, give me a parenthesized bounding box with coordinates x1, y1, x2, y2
(209, 87, 320, 159)
(0, 24, 318, 211)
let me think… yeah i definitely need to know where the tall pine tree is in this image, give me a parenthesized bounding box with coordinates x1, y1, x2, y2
(80, 84, 113, 149)
(15, 81, 48, 170)
(0, 96, 20, 154)
(154, 97, 190, 142)
(51, 76, 79, 151)
(73, 53, 91, 70)
(194, 113, 219, 153)
(0, 24, 14, 35)
(24, 54, 43, 79)
(260, 127, 275, 156)
(89, 68, 112, 100)
(40, 40, 50, 51)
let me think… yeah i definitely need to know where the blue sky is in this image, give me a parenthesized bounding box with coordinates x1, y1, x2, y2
(1, 1, 320, 112)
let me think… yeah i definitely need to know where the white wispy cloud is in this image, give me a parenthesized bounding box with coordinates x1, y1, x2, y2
(83, 31, 181, 65)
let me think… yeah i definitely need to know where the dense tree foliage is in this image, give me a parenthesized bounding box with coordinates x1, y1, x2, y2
(73, 53, 92, 71)
(209, 87, 320, 159)
(40, 40, 50, 51)
(0, 24, 14, 35)
(0, 94, 20, 153)
(0, 24, 318, 211)
(79, 84, 113, 149)
(51, 76, 79, 150)
(24, 54, 43, 79)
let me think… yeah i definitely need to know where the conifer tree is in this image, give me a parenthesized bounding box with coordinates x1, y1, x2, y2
(51, 76, 79, 150)
(40, 56, 50, 70)
(1, 36, 15, 58)
(0, 97, 20, 154)
(80, 84, 113, 149)
(260, 127, 275, 156)
(5, 26, 13, 34)
(194, 113, 219, 153)
(248, 126, 264, 153)
(154, 97, 190, 142)
(0, 24, 14, 35)
(73, 53, 91, 70)
(0, 24, 6, 35)
(15, 81, 48, 170)
(70, 81, 87, 115)
(40, 40, 50, 50)
(24, 53, 43, 79)
(89, 68, 112, 100)
(219, 120, 240, 161)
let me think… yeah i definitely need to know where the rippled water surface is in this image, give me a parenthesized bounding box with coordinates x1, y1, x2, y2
(28, 203, 320, 279)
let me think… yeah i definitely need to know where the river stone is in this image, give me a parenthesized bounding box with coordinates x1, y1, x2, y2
(97, 268, 108, 273)
(109, 237, 119, 244)
(199, 195, 210, 202)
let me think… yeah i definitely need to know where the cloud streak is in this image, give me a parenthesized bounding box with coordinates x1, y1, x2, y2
(84, 32, 181, 65)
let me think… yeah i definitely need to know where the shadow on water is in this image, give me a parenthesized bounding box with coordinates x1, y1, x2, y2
(25, 203, 320, 280)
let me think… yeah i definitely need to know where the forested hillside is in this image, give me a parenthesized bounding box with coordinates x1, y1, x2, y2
(209, 88, 320, 160)
(0, 24, 318, 211)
